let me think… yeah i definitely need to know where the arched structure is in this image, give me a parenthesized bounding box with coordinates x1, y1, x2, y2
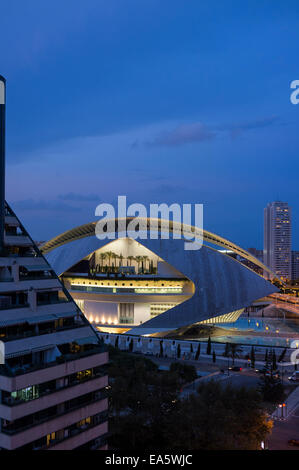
(41, 219, 278, 335)
(41, 217, 274, 277)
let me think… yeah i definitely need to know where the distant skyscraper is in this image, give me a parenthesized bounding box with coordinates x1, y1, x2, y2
(264, 201, 291, 280)
(292, 251, 299, 281)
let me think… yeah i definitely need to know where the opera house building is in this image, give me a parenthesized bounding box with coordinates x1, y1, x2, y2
(41, 218, 278, 337)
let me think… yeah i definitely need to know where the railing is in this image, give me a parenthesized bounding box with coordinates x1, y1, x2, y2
(5, 232, 28, 238)
(0, 344, 107, 377)
(71, 285, 183, 294)
(39, 413, 108, 450)
(1, 321, 84, 344)
(2, 369, 107, 407)
(1, 394, 107, 435)
(19, 274, 57, 282)
(36, 298, 69, 306)
(19, 274, 56, 281)
(0, 302, 29, 312)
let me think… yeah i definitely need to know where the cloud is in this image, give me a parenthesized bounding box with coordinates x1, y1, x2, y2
(145, 115, 279, 147)
(12, 199, 81, 213)
(58, 192, 101, 202)
(223, 115, 279, 139)
(146, 122, 215, 147)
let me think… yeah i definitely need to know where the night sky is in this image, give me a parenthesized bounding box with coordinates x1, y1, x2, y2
(1, 0, 299, 249)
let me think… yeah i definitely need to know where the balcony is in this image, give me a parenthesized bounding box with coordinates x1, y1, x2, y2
(0, 277, 61, 292)
(0, 397, 108, 450)
(0, 320, 84, 345)
(0, 374, 108, 421)
(0, 348, 108, 389)
(48, 421, 108, 450)
(36, 298, 69, 307)
(4, 234, 31, 247)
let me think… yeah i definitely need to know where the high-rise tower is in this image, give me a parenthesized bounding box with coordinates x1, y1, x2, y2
(264, 201, 291, 281)
(0, 76, 108, 450)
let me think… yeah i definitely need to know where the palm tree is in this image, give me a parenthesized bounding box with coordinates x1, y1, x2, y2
(112, 252, 119, 271)
(105, 251, 114, 270)
(135, 256, 143, 274)
(127, 256, 136, 273)
(142, 255, 149, 272)
(99, 253, 107, 271)
(118, 253, 124, 267)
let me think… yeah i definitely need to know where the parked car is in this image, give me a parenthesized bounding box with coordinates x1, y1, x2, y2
(265, 371, 280, 379)
(228, 366, 242, 372)
(288, 371, 299, 382)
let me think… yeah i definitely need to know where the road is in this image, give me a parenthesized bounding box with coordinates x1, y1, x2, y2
(269, 406, 299, 450)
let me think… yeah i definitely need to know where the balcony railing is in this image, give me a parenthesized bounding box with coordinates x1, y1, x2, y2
(19, 274, 56, 282)
(1, 394, 107, 435)
(0, 344, 107, 377)
(45, 414, 108, 449)
(1, 321, 85, 344)
(36, 298, 69, 306)
(0, 302, 29, 312)
(2, 369, 107, 406)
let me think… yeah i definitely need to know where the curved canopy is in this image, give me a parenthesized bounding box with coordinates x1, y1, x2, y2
(40, 217, 274, 277)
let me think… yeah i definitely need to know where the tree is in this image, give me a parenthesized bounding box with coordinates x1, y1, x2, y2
(150, 259, 154, 274)
(105, 251, 113, 266)
(99, 252, 107, 271)
(177, 343, 181, 359)
(170, 362, 197, 383)
(195, 343, 201, 360)
(115, 335, 119, 349)
(118, 253, 124, 267)
(206, 336, 212, 355)
(224, 342, 230, 357)
(278, 348, 287, 363)
(129, 338, 134, 352)
(135, 256, 143, 274)
(108, 346, 273, 451)
(250, 346, 255, 368)
(127, 255, 135, 266)
(212, 350, 216, 363)
(159, 341, 164, 358)
(227, 343, 242, 365)
(164, 382, 273, 450)
(264, 349, 268, 363)
(142, 255, 149, 272)
(190, 343, 193, 355)
(272, 349, 277, 371)
(259, 374, 285, 404)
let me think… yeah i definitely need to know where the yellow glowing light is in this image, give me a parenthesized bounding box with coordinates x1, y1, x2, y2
(108, 318, 112, 325)
(95, 316, 99, 323)
(89, 314, 93, 323)
(101, 316, 105, 324)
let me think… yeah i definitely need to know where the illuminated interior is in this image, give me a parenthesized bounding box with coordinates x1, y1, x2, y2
(60, 238, 194, 329)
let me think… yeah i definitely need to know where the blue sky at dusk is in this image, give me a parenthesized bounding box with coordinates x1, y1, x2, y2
(1, 0, 299, 248)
